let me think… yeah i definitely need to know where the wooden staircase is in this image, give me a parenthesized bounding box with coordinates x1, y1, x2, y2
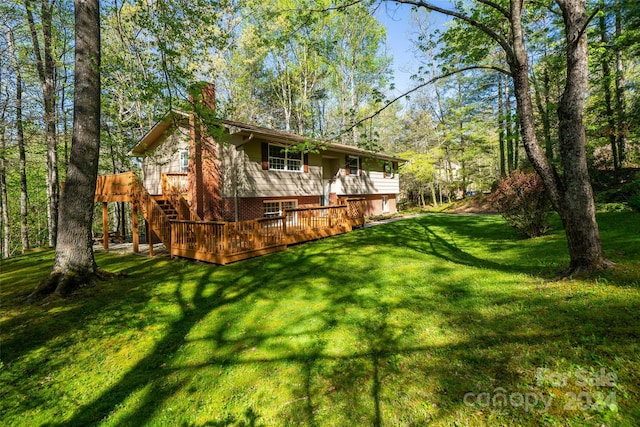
(154, 198, 179, 221)
(95, 172, 195, 252)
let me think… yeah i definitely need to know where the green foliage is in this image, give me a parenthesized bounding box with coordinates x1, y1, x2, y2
(596, 179, 640, 212)
(489, 170, 552, 237)
(596, 202, 633, 213)
(223, 0, 391, 139)
(2, 213, 640, 425)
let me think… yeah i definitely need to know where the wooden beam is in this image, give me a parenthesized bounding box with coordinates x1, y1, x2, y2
(132, 203, 139, 253)
(102, 202, 109, 250)
(147, 219, 153, 257)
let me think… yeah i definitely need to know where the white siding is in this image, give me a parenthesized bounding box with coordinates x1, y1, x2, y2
(220, 139, 323, 198)
(330, 167, 400, 196)
(140, 130, 190, 195)
(139, 128, 400, 199)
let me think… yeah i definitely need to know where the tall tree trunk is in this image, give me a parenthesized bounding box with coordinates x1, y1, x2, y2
(0, 86, 9, 258)
(513, 121, 520, 170)
(498, 75, 506, 177)
(599, 1, 619, 169)
(8, 27, 30, 252)
(394, 0, 607, 272)
(614, 1, 627, 166)
(542, 65, 554, 161)
(24, 0, 59, 247)
(532, 63, 554, 162)
(508, 0, 606, 273)
(505, 79, 513, 174)
(32, 0, 102, 298)
(431, 181, 438, 207)
(555, 0, 606, 271)
(18, 73, 30, 253)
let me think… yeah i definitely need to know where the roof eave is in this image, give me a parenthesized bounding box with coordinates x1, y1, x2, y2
(128, 110, 190, 156)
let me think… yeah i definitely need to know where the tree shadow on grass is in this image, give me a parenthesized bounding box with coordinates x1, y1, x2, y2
(354, 215, 554, 277)
(3, 214, 640, 426)
(0, 254, 169, 370)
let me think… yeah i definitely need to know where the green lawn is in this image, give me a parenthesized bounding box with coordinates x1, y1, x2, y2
(1, 212, 639, 426)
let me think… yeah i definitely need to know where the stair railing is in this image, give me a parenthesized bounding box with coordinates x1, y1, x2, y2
(161, 173, 201, 222)
(133, 179, 173, 250)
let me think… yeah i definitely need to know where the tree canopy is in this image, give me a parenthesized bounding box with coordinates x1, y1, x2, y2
(0, 0, 638, 277)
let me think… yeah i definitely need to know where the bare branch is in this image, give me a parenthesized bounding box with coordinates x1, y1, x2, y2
(390, 0, 515, 61)
(580, 4, 602, 40)
(475, 0, 510, 19)
(333, 65, 510, 141)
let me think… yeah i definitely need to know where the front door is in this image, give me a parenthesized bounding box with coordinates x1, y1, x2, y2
(322, 180, 331, 206)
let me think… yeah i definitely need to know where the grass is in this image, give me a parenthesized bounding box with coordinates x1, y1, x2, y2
(1, 212, 639, 426)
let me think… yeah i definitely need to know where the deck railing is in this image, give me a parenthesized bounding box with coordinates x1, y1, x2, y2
(95, 172, 137, 202)
(170, 205, 351, 264)
(133, 180, 173, 250)
(95, 172, 364, 264)
(162, 172, 189, 194)
(342, 197, 366, 227)
(161, 172, 201, 222)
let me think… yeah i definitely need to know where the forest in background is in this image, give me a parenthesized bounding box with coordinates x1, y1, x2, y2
(0, 0, 638, 257)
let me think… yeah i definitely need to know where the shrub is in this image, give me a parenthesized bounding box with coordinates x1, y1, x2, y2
(596, 179, 640, 212)
(596, 202, 633, 213)
(489, 171, 552, 238)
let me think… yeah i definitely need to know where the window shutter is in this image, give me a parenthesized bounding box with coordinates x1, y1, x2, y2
(393, 162, 398, 175)
(304, 153, 309, 173)
(262, 142, 269, 170)
(359, 158, 362, 176)
(345, 155, 350, 176)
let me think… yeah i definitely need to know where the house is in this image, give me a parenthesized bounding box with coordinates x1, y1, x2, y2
(94, 84, 403, 264)
(130, 85, 403, 223)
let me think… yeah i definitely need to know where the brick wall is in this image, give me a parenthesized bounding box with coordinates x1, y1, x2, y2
(342, 194, 397, 217)
(220, 195, 322, 221)
(216, 193, 396, 222)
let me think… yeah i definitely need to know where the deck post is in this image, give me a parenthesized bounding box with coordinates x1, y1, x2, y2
(147, 197, 154, 257)
(147, 218, 154, 257)
(282, 211, 287, 235)
(102, 202, 109, 250)
(132, 203, 139, 253)
(251, 220, 258, 249)
(222, 223, 229, 264)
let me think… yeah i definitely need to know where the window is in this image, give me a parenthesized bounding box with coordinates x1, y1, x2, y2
(347, 156, 359, 176)
(269, 144, 303, 172)
(264, 200, 297, 217)
(384, 161, 395, 178)
(179, 150, 189, 173)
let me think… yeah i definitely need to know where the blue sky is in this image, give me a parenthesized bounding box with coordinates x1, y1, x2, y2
(375, 3, 420, 96)
(375, 3, 453, 99)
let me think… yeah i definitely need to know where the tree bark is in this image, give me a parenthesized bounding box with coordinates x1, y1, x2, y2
(498, 75, 506, 177)
(24, 0, 59, 247)
(7, 26, 31, 252)
(554, 0, 606, 272)
(0, 84, 9, 258)
(504, 0, 607, 273)
(614, 1, 627, 165)
(31, 0, 102, 298)
(505, 76, 514, 174)
(598, 0, 619, 169)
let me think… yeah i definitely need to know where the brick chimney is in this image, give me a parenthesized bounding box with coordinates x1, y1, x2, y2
(189, 81, 216, 111)
(187, 82, 222, 221)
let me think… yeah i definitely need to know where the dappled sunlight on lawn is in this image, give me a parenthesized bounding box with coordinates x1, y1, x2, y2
(1, 212, 639, 426)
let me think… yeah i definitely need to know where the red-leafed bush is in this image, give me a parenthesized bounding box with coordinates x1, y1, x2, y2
(489, 171, 552, 238)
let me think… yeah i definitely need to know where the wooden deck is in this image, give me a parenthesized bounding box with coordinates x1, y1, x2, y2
(95, 172, 364, 264)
